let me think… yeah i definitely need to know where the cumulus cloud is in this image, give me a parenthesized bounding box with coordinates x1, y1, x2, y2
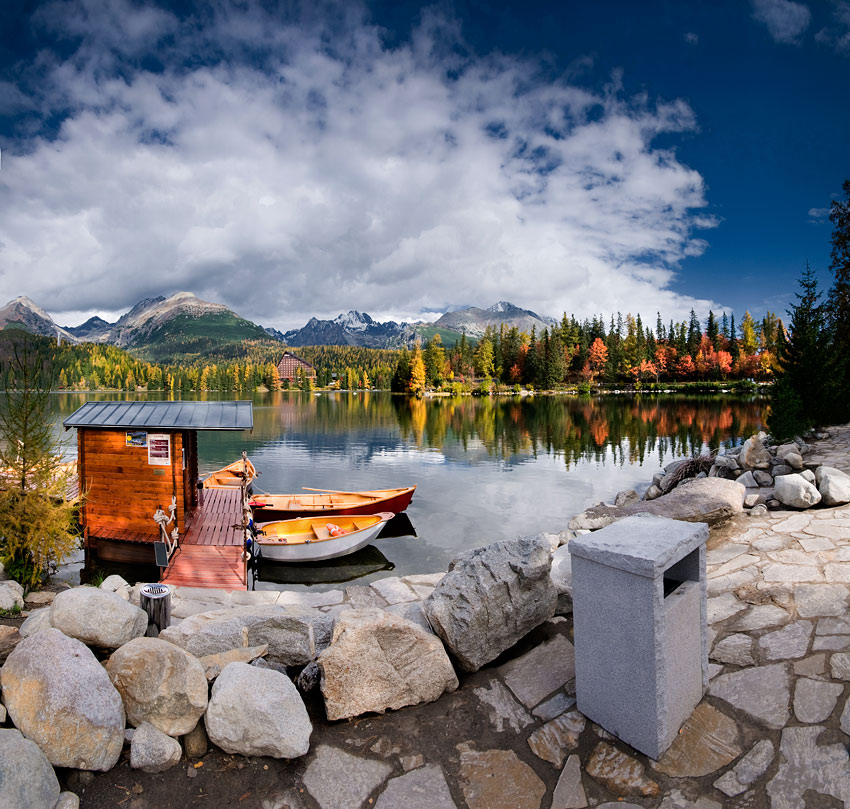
(752, 0, 811, 44)
(684, 32, 699, 45)
(1, 1, 720, 329)
(808, 206, 831, 222)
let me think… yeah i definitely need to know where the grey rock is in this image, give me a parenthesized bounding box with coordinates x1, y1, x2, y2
(830, 652, 850, 679)
(374, 765, 457, 809)
(766, 727, 850, 808)
(785, 452, 804, 470)
(527, 710, 585, 767)
(569, 477, 745, 531)
(344, 585, 386, 609)
(0, 581, 24, 611)
(801, 469, 816, 484)
(748, 503, 769, 516)
(423, 535, 557, 672)
(533, 692, 576, 721)
(776, 442, 799, 459)
(159, 604, 331, 665)
(737, 470, 758, 488)
(772, 464, 792, 476)
(551, 754, 587, 809)
(49, 587, 147, 649)
(795, 584, 849, 617)
(708, 663, 790, 729)
(182, 721, 208, 759)
(816, 465, 850, 506)
(550, 545, 573, 615)
(499, 634, 575, 708)
(714, 455, 740, 471)
(711, 634, 754, 666)
(205, 662, 312, 758)
(0, 728, 60, 809)
(54, 793, 80, 809)
(743, 493, 759, 507)
(130, 722, 182, 773)
(0, 628, 125, 770)
(296, 660, 321, 692)
(753, 469, 773, 487)
(303, 745, 393, 809)
(614, 489, 639, 506)
(713, 738, 774, 797)
(458, 747, 547, 809)
(644, 484, 662, 501)
(106, 637, 208, 736)
(370, 577, 417, 605)
(657, 789, 722, 809)
(759, 620, 813, 660)
(774, 474, 822, 509)
(319, 608, 457, 720)
(18, 607, 53, 637)
(741, 435, 771, 469)
(99, 574, 130, 600)
(385, 600, 433, 633)
(793, 677, 844, 723)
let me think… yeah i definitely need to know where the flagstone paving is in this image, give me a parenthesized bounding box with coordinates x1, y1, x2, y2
(74, 426, 850, 808)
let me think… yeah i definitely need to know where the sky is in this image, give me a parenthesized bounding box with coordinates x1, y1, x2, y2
(1, 0, 848, 332)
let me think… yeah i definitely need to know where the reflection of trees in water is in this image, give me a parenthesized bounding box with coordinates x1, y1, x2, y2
(53, 391, 767, 470)
(392, 395, 766, 469)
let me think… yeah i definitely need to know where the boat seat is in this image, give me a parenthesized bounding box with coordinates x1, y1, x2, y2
(312, 524, 331, 541)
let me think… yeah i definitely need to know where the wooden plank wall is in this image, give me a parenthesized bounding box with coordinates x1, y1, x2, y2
(79, 429, 188, 536)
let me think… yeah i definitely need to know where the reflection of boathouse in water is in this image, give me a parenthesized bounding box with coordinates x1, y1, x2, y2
(64, 401, 253, 586)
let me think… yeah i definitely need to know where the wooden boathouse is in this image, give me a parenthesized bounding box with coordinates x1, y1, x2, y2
(64, 400, 254, 589)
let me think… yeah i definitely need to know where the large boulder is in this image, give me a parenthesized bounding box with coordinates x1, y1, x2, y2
(318, 608, 458, 720)
(423, 535, 557, 672)
(204, 662, 312, 758)
(816, 466, 850, 507)
(106, 637, 208, 736)
(0, 728, 60, 809)
(0, 628, 124, 770)
(550, 545, 573, 616)
(569, 477, 745, 532)
(0, 625, 21, 664)
(130, 722, 182, 773)
(50, 587, 147, 649)
(775, 474, 822, 509)
(159, 604, 330, 665)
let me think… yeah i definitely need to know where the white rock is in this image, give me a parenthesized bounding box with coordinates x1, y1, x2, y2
(0, 728, 61, 809)
(50, 587, 147, 648)
(0, 581, 24, 612)
(0, 628, 125, 770)
(99, 574, 131, 600)
(774, 474, 822, 509)
(205, 662, 312, 758)
(816, 466, 850, 506)
(130, 722, 182, 773)
(18, 607, 53, 637)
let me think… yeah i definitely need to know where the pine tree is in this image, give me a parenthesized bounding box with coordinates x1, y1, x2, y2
(769, 262, 829, 438)
(826, 179, 850, 421)
(706, 310, 720, 350)
(687, 309, 701, 357)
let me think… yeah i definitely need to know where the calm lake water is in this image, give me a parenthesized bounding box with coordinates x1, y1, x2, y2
(52, 391, 766, 588)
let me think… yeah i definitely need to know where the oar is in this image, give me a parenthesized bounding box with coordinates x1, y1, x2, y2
(301, 487, 371, 496)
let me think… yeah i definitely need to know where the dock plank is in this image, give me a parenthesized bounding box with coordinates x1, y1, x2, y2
(162, 545, 246, 590)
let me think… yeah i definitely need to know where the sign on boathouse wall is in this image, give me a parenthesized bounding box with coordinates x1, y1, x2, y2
(148, 433, 171, 466)
(126, 430, 147, 447)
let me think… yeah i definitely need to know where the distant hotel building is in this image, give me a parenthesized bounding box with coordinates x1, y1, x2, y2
(276, 351, 317, 384)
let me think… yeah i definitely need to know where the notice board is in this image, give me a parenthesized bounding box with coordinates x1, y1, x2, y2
(147, 433, 171, 466)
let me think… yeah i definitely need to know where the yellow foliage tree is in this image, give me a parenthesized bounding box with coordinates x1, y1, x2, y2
(409, 344, 426, 397)
(0, 335, 79, 590)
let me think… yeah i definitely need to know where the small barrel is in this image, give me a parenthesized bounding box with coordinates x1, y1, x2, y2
(197, 479, 205, 507)
(140, 583, 172, 635)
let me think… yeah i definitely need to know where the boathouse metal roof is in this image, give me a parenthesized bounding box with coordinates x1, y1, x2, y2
(63, 401, 254, 431)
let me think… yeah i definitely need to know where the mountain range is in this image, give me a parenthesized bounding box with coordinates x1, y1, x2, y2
(0, 293, 557, 357)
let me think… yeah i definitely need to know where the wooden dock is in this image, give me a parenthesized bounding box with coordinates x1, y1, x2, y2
(162, 487, 247, 590)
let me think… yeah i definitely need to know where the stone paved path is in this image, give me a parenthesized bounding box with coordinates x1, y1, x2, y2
(71, 426, 850, 808)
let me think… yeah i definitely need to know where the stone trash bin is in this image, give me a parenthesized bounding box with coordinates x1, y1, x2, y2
(570, 514, 708, 760)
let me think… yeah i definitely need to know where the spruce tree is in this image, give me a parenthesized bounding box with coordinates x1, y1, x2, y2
(768, 262, 828, 438)
(686, 309, 701, 357)
(826, 179, 850, 422)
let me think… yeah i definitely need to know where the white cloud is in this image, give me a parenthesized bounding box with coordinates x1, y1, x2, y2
(815, 1, 850, 54)
(752, 0, 811, 44)
(684, 32, 699, 45)
(2, 1, 720, 330)
(808, 206, 831, 222)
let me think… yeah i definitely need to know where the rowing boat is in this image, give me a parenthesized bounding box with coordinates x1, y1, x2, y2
(253, 512, 394, 561)
(204, 458, 257, 489)
(248, 485, 415, 520)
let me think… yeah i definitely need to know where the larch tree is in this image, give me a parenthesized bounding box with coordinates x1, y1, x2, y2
(0, 333, 79, 589)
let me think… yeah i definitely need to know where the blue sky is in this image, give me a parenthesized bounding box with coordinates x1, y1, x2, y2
(1, 0, 848, 331)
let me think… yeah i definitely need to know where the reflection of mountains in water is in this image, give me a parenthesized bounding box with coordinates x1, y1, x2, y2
(249, 513, 415, 587)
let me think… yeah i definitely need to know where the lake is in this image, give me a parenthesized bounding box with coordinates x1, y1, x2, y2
(51, 391, 766, 588)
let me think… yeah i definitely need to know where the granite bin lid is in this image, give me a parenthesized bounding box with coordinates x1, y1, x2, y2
(569, 514, 708, 578)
